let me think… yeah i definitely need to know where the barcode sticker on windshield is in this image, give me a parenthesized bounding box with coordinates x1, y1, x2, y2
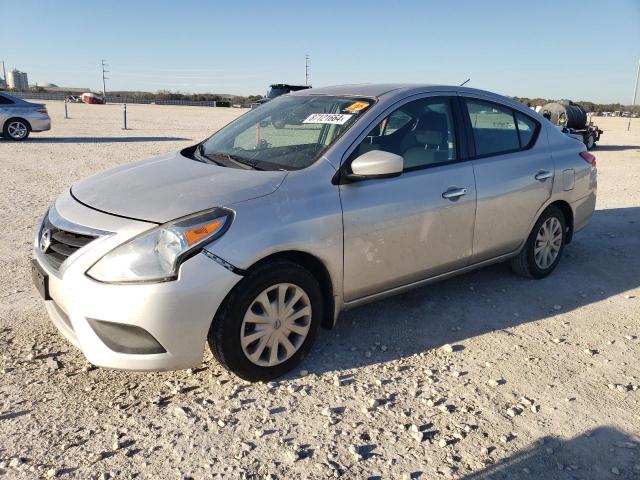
(303, 113, 353, 125)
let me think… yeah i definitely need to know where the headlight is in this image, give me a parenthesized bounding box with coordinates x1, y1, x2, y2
(87, 208, 233, 283)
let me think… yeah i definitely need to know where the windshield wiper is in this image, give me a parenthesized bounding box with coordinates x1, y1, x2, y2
(203, 149, 265, 171)
(195, 144, 225, 166)
(227, 154, 265, 171)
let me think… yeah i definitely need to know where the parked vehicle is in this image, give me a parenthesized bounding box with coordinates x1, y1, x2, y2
(32, 84, 597, 381)
(0, 91, 51, 141)
(66, 95, 82, 103)
(254, 83, 312, 106)
(82, 92, 105, 105)
(540, 100, 603, 150)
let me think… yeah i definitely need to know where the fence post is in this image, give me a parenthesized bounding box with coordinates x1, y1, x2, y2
(64, 99, 68, 119)
(123, 103, 128, 130)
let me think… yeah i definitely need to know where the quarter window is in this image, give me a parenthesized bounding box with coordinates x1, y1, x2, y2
(352, 97, 457, 171)
(0, 95, 14, 105)
(515, 111, 537, 148)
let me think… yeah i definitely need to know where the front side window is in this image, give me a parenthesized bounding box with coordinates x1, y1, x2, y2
(201, 95, 373, 171)
(352, 97, 457, 171)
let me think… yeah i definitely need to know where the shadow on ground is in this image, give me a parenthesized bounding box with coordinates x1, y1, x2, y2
(302, 206, 640, 375)
(594, 145, 639, 152)
(2, 136, 191, 143)
(462, 426, 639, 480)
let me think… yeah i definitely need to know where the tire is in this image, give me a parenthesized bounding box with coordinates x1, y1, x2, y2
(511, 206, 567, 279)
(3, 118, 30, 141)
(208, 259, 323, 381)
(585, 133, 595, 150)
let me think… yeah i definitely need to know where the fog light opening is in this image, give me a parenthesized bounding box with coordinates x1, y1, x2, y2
(87, 319, 166, 355)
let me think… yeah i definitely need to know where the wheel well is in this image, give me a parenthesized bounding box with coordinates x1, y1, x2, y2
(3, 117, 32, 132)
(548, 200, 574, 243)
(247, 251, 336, 330)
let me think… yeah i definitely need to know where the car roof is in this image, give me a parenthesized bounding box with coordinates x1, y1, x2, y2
(290, 83, 488, 97)
(287, 83, 535, 114)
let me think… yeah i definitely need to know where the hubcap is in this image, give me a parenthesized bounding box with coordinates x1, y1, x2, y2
(240, 283, 312, 367)
(534, 217, 563, 269)
(8, 121, 27, 139)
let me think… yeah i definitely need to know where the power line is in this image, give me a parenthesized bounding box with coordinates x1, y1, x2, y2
(101, 59, 109, 99)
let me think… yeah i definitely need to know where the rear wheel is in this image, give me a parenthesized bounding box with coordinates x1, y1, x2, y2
(511, 206, 566, 279)
(3, 119, 30, 141)
(585, 133, 595, 150)
(208, 259, 322, 381)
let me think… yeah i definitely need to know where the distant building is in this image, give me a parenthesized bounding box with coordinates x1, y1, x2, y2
(7, 69, 29, 90)
(0, 77, 6, 89)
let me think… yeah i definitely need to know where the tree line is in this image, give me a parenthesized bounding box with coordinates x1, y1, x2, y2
(513, 96, 640, 114)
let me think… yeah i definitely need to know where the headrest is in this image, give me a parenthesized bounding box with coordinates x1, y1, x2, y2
(415, 110, 448, 146)
(415, 130, 443, 145)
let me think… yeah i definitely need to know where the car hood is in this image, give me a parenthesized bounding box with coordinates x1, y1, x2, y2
(71, 150, 288, 223)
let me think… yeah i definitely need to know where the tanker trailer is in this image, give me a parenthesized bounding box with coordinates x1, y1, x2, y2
(540, 100, 602, 150)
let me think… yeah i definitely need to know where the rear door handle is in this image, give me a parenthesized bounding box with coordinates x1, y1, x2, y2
(442, 187, 467, 200)
(535, 170, 553, 181)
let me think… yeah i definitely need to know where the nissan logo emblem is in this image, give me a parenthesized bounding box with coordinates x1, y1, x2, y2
(40, 229, 52, 253)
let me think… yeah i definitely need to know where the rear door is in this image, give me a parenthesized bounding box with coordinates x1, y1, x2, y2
(339, 94, 477, 301)
(462, 96, 553, 262)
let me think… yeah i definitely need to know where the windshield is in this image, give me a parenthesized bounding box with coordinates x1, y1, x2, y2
(200, 95, 374, 170)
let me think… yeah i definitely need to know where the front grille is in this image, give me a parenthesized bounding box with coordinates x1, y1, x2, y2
(39, 214, 98, 270)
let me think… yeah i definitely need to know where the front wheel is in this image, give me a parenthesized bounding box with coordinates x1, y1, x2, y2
(511, 206, 566, 279)
(3, 119, 30, 141)
(208, 260, 322, 381)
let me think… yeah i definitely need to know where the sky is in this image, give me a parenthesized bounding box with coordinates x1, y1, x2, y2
(2, 0, 639, 103)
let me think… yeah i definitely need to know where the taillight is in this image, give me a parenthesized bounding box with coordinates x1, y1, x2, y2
(579, 151, 596, 167)
(36, 108, 48, 115)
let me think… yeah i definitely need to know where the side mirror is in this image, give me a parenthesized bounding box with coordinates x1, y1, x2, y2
(346, 150, 403, 182)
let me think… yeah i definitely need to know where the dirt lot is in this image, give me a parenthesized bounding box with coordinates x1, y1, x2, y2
(0, 102, 639, 479)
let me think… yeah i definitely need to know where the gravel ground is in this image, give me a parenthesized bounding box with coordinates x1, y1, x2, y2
(1, 102, 639, 480)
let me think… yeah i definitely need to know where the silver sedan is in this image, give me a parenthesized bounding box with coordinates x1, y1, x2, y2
(1, 91, 51, 141)
(32, 84, 597, 381)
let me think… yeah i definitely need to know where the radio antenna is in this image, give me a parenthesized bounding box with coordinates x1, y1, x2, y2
(460, 78, 470, 86)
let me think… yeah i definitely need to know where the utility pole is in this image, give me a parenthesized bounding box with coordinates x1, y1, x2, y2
(305, 54, 310, 86)
(628, 58, 639, 131)
(101, 59, 109, 102)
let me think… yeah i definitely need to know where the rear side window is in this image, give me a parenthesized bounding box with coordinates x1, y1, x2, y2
(0, 95, 14, 105)
(465, 99, 541, 158)
(465, 100, 519, 156)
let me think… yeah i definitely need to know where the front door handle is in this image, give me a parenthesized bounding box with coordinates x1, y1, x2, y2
(535, 170, 553, 181)
(442, 187, 467, 200)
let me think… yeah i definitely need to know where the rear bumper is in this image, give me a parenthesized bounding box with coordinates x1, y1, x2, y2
(30, 116, 51, 132)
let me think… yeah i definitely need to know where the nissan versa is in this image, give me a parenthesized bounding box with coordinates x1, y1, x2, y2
(32, 84, 597, 381)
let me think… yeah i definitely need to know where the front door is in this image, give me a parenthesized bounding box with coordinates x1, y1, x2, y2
(340, 96, 476, 301)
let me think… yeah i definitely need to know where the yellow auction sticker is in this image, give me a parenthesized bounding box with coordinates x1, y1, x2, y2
(345, 101, 370, 113)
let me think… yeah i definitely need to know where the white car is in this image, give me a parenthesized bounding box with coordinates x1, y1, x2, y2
(32, 84, 597, 381)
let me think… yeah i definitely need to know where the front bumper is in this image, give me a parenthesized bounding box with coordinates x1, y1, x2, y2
(33, 193, 242, 371)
